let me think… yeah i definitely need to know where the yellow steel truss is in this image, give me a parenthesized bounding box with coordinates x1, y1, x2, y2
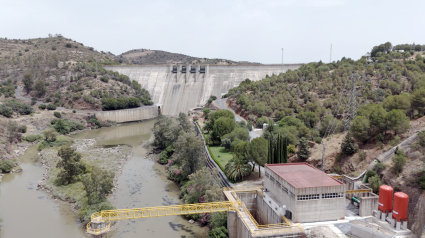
(87, 186, 304, 236)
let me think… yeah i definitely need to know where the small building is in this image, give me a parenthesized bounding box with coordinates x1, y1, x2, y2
(264, 163, 346, 223)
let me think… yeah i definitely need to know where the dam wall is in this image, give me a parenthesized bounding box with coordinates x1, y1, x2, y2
(95, 106, 158, 123)
(104, 64, 302, 116)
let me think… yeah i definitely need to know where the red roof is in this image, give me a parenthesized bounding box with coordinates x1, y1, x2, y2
(266, 163, 343, 188)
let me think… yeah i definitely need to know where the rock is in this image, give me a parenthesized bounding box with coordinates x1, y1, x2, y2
(188, 220, 194, 224)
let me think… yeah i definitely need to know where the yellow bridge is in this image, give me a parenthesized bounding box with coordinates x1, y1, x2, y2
(87, 186, 305, 237)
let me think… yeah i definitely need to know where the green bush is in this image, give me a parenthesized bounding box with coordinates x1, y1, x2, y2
(418, 131, 425, 147)
(24, 134, 43, 142)
(38, 104, 46, 110)
(65, 43, 72, 48)
(72, 109, 76, 113)
(54, 111, 61, 118)
(52, 46, 56, 50)
(393, 149, 406, 173)
(20, 125, 27, 133)
(100, 76, 109, 83)
(0, 159, 15, 172)
(0, 105, 13, 117)
(314, 137, 322, 144)
(158, 150, 169, 164)
(418, 175, 425, 190)
(287, 144, 295, 154)
(47, 104, 56, 110)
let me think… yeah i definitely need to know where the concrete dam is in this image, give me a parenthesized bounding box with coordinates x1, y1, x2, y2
(104, 64, 302, 116)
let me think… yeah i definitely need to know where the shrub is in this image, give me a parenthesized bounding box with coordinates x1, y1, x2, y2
(20, 125, 27, 133)
(314, 137, 322, 144)
(158, 150, 169, 164)
(390, 136, 401, 147)
(52, 46, 56, 50)
(369, 175, 382, 194)
(287, 144, 295, 154)
(358, 150, 366, 161)
(47, 104, 56, 110)
(65, 43, 72, 48)
(24, 134, 43, 142)
(54, 111, 61, 118)
(393, 149, 406, 173)
(0, 105, 13, 117)
(341, 132, 359, 155)
(100, 76, 109, 83)
(0, 160, 15, 172)
(38, 104, 46, 110)
(418, 175, 425, 190)
(72, 109, 76, 113)
(418, 131, 425, 147)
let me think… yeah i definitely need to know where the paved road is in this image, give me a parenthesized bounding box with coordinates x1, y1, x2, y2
(214, 98, 261, 140)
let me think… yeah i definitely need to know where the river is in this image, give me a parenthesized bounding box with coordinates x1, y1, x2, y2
(0, 119, 208, 238)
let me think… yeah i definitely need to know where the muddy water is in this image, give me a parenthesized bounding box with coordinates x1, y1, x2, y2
(0, 119, 208, 238)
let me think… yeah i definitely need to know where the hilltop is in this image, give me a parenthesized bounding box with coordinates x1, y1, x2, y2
(115, 48, 260, 65)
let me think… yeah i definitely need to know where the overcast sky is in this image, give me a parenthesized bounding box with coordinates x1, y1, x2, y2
(1, 0, 424, 64)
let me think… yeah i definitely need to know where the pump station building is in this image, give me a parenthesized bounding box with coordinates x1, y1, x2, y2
(264, 163, 346, 223)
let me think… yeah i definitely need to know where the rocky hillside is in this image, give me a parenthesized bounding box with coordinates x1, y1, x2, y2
(115, 48, 260, 65)
(0, 35, 151, 110)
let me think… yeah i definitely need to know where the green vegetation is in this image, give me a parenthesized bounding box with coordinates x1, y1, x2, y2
(101, 96, 141, 110)
(341, 132, 358, 155)
(0, 99, 33, 117)
(209, 146, 233, 167)
(55, 144, 85, 185)
(24, 133, 43, 142)
(393, 148, 406, 173)
(0, 79, 15, 98)
(0, 159, 16, 172)
(54, 111, 61, 118)
(51, 118, 84, 134)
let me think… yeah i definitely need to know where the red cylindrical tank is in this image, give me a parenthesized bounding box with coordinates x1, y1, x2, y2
(378, 185, 393, 213)
(392, 192, 409, 222)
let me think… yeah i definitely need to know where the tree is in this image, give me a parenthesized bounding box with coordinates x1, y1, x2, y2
(418, 131, 425, 147)
(203, 108, 211, 119)
(56, 145, 85, 185)
(225, 155, 251, 181)
(208, 227, 228, 238)
(350, 116, 370, 143)
(212, 117, 236, 139)
(386, 109, 410, 135)
(250, 137, 268, 176)
(23, 74, 33, 93)
(297, 137, 311, 160)
(411, 88, 425, 115)
(34, 79, 46, 97)
(341, 132, 358, 155)
(382, 94, 410, 113)
(54, 119, 69, 134)
(43, 128, 58, 142)
(181, 167, 221, 204)
(82, 165, 114, 205)
(171, 132, 204, 177)
(7, 120, 19, 143)
(369, 175, 382, 194)
(369, 105, 387, 133)
(297, 111, 319, 128)
(152, 115, 179, 149)
(177, 112, 192, 132)
(392, 149, 406, 174)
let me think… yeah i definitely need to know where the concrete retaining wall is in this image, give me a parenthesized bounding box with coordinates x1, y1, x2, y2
(104, 64, 302, 116)
(95, 106, 158, 123)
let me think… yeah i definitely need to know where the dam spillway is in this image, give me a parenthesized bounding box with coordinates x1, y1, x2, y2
(104, 64, 302, 116)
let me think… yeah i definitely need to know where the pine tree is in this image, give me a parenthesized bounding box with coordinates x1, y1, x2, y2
(341, 132, 358, 155)
(297, 137, 311, 161)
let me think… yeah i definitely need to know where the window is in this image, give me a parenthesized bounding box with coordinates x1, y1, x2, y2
(270, 176, 275, 183)
(265, 172, 270, 178)
(282, 186, 288, 194)
(276, 181, 281, 187)
(322, 193, 344, 199)
(297, 194, 320, 201)
(289, 191, 295, 199)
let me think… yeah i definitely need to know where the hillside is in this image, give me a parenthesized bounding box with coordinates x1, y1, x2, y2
(0, 35, 151, 111)
(115, 48, 260, 65)
(225, 42, 425, 236)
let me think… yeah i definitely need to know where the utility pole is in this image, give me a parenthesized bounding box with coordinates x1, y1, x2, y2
(330, 44, 332, 63)
(281, 48, 284, 74)
(96, 53, 98, 77)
